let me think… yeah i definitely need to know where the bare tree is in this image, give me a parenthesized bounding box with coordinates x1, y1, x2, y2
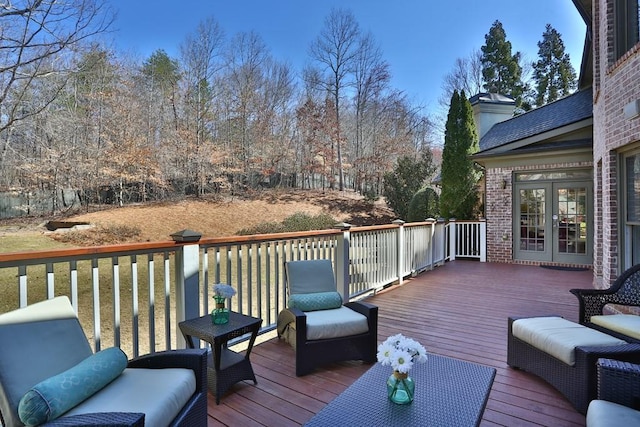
(179, 16, 225, 196)
(63, 47, 117, 207)
(253, 58, 296, 185)
(221, 31, 268, 184)
(308, 7, 360, 191)
(351, 31, 390, 192)
(439, 48, 484, 108)
(0, 0, 114, 137)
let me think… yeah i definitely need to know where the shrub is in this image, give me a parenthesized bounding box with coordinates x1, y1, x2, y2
(52, 223, 141, 245)
(383, 151, 436, 220)
(362, 188, 379, 206)
(407, 187, 440, 222)
(236, 212, 337, 235)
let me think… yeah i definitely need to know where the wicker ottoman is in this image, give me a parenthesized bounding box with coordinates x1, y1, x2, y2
(507, 316, 640, 414)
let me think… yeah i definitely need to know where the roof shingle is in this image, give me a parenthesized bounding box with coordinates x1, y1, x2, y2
(478, 88, 593, 152)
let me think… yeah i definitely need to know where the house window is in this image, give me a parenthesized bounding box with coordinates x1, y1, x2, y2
(615, 0, 640, 59)
(624, 151, 640, 266)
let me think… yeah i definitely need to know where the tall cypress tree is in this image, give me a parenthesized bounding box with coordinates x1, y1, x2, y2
(532, 24, 577, 107)
(480, 20, 528, 109)
(440, 90, 480, 219)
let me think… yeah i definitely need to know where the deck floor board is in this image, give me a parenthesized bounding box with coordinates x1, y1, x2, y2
(207, 260, 591, 426)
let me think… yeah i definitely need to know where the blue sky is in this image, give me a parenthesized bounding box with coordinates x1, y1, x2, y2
(105, 1, 586, 116)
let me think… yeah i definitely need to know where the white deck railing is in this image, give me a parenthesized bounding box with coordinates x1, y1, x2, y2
(0, 219, 485, 355)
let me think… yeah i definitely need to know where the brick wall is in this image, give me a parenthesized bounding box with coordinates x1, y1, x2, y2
(484, 161, 592, 264)
(485, 168, 512, 263)
(592, 0, 640, 286)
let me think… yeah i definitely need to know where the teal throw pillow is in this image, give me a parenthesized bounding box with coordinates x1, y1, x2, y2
(288, 291, 343, 311)
(18, 347, 127, 426)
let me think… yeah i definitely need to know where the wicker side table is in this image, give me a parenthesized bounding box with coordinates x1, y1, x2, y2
(179, 311, 262, 404)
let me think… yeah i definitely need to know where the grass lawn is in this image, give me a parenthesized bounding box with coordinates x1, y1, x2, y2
(0, 190, 395, 354)
(0, 232, 70, 253)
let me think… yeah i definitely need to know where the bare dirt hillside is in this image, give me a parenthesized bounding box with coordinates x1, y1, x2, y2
(43, 190, 395, 245)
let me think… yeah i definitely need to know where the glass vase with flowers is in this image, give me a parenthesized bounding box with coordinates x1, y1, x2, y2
(377, 333, 428, 404)
(211, 283, 236, 324)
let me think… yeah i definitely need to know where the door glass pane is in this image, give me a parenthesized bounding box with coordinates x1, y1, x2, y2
(557, 187, 587, 254)
(627, 153, 640, 267)
(634, 225, 640, 265)
(520, 189, 545, 251)
(627, 154, 640, 222)
(516, 170, 592, 181)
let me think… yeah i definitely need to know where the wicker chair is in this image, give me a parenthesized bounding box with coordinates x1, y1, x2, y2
(507, 316, 640, 414)
(585, 359, 640, 426)
(571, 264, 640, 343)
(0, 297, 208, 427)
(276, 259, 378, 376)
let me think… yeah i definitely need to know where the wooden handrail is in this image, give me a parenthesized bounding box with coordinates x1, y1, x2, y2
(0, 240, 181, 263)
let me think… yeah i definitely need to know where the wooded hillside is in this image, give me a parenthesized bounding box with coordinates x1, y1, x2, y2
(0, 3, 437, 217)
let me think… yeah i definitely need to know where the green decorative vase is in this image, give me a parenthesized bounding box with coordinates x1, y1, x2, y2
(211, 296, 229, 324)
(387, 371, 415, 404)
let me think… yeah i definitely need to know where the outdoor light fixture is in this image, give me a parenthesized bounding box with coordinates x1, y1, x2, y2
(501, 179, 508, 190)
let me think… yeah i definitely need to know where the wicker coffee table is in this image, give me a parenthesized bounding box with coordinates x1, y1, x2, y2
(305, 354, 496, 427)
(179, 311, 262, 404)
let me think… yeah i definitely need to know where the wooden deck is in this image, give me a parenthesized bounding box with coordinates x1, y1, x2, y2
(207, 261, 592, 426)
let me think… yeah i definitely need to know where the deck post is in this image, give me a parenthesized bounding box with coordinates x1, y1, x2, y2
(172, 230, 202, 348)
(479, 218, 487, 262)
(333, 223, 352, 300)
(436, 218, 446, 265)
(393, 219, 405, 284)
(427, 218, 437, 270)
(449, 218, 457, 261)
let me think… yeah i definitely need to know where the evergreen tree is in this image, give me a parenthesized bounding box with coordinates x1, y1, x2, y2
(382, 150, 436, 220)
(440, 90, 480, 219)
(532, 24, 577, 107)
(142, 49, 180, 96)
(407, 187, 439, 222)
(480, 20, 528, 108)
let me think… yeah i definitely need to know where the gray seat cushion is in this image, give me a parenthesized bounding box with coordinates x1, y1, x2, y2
(587, 399, 640, 427)
(304, 306, 369, 340)
(0, 296, 77, 326)
(286, 259, 337, 294)
(591, 314, 640, 340)
(512, 316, 626, 366)
(0, 318, 92, 427)
(64, 368, 196, 427)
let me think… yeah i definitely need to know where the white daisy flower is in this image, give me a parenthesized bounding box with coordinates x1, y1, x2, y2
(391, 348, 414, 373)
(376, 333, 427, 372)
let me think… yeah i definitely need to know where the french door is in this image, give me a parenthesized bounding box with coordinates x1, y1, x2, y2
(515, 181, 592, 264)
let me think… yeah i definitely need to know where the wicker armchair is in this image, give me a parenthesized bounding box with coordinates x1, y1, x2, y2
(0, 297, 208, 427)
(571, 263, 640, 343)
(585, 359, 640, 426)
(277, 259, 378, 376)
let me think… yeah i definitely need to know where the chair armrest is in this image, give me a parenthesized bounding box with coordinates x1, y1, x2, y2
(277, 307, 303, 336)
(43, 412, 145, 426)
(597, 358, 640, 410)
(127, 348, 207, 395)
(286, 306, 305, 319)
(345, 301, 377, 318)
(276, 307, 308, 347)
(345, 301, 378, 339)
(570, 288, 612, 323)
